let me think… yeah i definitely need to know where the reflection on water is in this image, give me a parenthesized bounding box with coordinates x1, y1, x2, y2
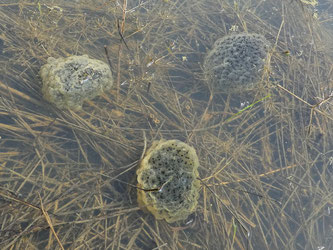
(0, 0, 332, 249)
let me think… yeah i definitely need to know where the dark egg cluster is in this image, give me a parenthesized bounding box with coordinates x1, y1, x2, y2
(204, 33, 270, 92)
(40, 55, 113, 110)
(137, 140, 200, 223)
(141, 144, 194, 205)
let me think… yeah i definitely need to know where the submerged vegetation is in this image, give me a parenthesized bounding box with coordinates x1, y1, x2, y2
(0, 0, 332, 249)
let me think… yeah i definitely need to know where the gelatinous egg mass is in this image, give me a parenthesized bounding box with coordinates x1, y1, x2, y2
(204, 33, 270, 93)
(40, 55, 113, 110)
(137, 139, 200, 223)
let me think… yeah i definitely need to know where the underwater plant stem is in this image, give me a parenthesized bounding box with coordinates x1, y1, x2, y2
(116, 0, 127, 103)
(104, 45, 113, 71)
(39, 193, 64, 250)
(276, 84, 333, 121)
(197, 177, 253, 233)
(117, 19, 130, 52)
(188, 91, 213, 141)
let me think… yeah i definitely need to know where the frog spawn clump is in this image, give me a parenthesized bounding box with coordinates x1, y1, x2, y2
(204, 33, 270, 93)
(40, 55, 113, 110)
(137, 140, 200, 223)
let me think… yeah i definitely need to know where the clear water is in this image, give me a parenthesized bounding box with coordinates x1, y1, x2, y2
(0, 0, 332, 249)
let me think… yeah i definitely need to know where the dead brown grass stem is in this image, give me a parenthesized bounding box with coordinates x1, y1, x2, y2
(115, 0, 128, 103)
(38, 193, 64, 250)
(210, 164, 297, 186)
(0, 189, 41, 212)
